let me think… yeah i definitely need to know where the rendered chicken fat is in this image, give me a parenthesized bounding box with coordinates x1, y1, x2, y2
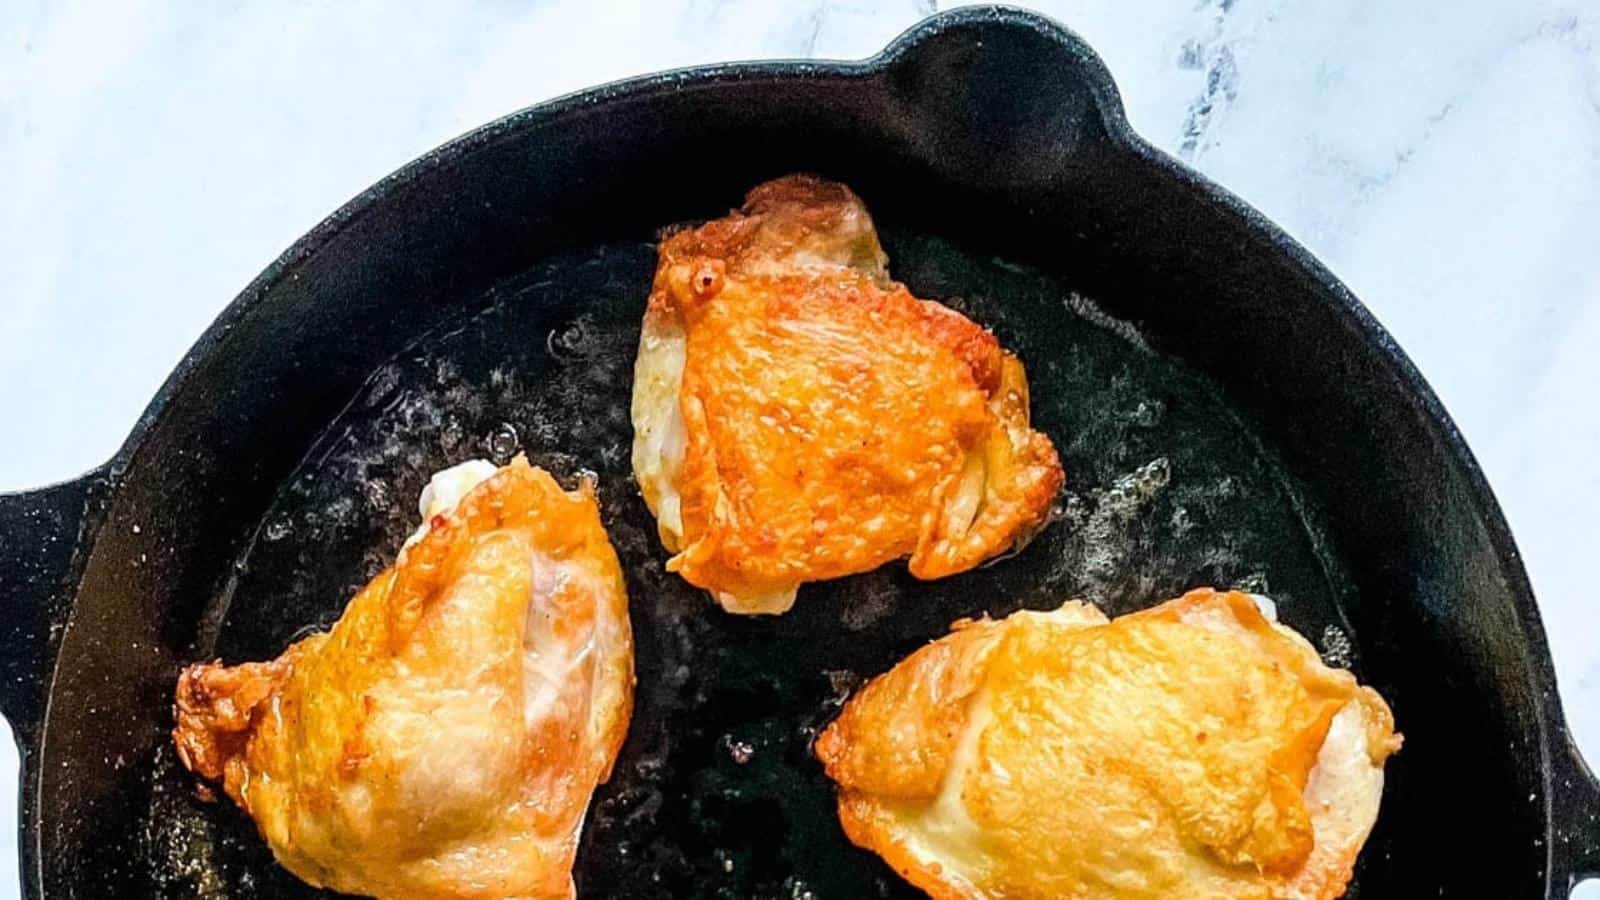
(816, 589, 1401, 900)
(419, 458, 499, 520)
(173, 456, 634, 900)
(630, 175, 1063, 613)
(404, 457, 499, 548)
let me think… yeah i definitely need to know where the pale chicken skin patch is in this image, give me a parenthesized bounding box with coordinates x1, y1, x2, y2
(631, 175, 1063, 613)
(816, 589, 1401, 900)
(173, 457, 634, 900)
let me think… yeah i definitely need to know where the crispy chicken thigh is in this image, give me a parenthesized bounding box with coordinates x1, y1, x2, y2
(631, 175, 1063, 613)
(816, 589, 1401, 900)
(173, 457, 634, 899)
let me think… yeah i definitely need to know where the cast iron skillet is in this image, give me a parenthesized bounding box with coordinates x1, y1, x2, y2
(1, 7, 1596, 898)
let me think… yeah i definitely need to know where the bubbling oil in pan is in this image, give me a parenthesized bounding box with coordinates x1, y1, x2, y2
(139, 229, 1361, 898)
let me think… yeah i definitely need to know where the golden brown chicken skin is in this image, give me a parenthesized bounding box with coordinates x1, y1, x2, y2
(631, 175, 1063, 613)
(173, 457, 633, 900)
(816, 589, 1401, 900)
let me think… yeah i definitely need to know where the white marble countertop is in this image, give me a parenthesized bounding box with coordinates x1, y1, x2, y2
(3, 1, 1598, 896)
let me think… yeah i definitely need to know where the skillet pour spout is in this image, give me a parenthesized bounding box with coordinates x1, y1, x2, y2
(1, 6, 1598, 897)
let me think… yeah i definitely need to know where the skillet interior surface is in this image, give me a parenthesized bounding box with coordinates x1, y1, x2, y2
(18, 8, 1583, 898)
(140, 229, 1366, 898)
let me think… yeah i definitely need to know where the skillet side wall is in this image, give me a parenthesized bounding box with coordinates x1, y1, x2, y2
(32, 19, 1549, 897)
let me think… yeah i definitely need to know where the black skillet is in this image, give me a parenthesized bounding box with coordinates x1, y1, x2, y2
(2, 7, 1597, 898)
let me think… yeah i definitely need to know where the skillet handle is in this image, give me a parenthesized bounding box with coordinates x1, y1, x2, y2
(1554, 730, 1600, 890)
(875, 6, 1129, 187)
(0, 470, 106, 747)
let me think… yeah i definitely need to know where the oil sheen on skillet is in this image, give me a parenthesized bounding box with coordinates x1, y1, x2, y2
(142, 221, 1368, 897)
